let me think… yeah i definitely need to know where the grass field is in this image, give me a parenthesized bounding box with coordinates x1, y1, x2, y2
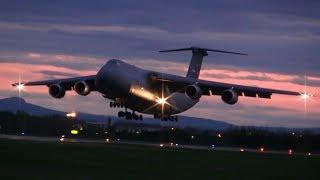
(0, 139, 318, 180)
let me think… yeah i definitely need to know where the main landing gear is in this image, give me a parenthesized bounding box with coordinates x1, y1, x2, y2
(110, 102, 124, 108)
(118, 110, 143, 120)
(110, 101, 177, 122)
(110, 101, 143, 120)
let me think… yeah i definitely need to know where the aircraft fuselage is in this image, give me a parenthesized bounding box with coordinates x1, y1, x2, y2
(95, 59, 198, 117)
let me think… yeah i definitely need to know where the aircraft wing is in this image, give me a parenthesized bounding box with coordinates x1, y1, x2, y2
(197, 79, 300, 98)
(149, 72, 300, 98)
(12, 75, 96, 90)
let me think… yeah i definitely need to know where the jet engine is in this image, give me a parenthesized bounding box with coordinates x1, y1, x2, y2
(74, 81, 91, 96)
(49, 84, 65, 98)
(185, 84, 202, 99)
(221, 89, 238, 105)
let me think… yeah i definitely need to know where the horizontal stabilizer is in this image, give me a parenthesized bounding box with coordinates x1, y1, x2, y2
(159, 46, 247, 56)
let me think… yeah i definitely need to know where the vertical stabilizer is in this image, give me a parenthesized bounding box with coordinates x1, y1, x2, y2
(159, 46, 247, 79)
(186, 48, 208, 78)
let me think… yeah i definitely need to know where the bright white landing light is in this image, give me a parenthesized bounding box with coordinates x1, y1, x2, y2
(156, 97, 167, 105)
(66, 111, 77, 118)
(17, 84, 24, 90)
(301, 93, 310, 100)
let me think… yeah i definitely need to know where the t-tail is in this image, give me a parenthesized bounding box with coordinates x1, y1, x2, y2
(159, 46, 247, 79)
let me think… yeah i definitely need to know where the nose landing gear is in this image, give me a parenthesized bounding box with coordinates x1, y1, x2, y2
(118, 110, 143, 121)
(110, 100, 143, 120)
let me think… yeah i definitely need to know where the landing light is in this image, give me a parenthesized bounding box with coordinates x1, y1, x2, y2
(130, 85, 156, 101)
(17, 84, 24, 91)
(66, 111, 77, 118)
(156, 97, 167, 105)
(301, 93, 311, 100)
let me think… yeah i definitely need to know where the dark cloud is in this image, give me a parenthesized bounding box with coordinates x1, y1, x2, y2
(201, 71, 320, 87)
(1, 0, 318, 77)
(0, 50, 104, 71)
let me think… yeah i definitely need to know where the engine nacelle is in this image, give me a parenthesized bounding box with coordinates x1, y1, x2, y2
(185, 84, 202, 99)
(49, 84, 65, 98)
(221, 89, 238, 105)
(74, 81, 91, 96)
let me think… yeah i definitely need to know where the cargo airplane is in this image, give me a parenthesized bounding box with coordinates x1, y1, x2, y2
(13, 47, 303, 121)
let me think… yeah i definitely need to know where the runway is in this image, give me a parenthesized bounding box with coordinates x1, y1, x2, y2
(0, 134, 317, 157)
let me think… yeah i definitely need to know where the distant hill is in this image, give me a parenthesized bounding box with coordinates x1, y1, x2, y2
(1, 97, 319, 133)
(0, 97, 63, 116)
(0, 97, 234, 131)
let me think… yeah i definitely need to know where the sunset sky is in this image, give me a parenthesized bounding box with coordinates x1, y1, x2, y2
(0, 0, 319, 127)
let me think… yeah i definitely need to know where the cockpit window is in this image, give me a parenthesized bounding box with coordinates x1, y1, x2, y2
(108, 59, 121, 66)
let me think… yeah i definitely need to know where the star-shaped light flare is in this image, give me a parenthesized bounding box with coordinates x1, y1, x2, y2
(16, 74, 25, 98)
(300, 74, 314, 113)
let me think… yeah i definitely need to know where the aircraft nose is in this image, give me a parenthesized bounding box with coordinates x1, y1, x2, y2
(96, 64, 131, 96)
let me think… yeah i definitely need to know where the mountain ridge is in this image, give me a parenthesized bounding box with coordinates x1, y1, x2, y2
(0, 97, 233, 130)
(1, 97, 319, 133)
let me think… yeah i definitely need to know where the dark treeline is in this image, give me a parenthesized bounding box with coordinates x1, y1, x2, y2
(0, 111, 319, 152)
(0, 111, 74, 136)
(115, 127, 320, 152)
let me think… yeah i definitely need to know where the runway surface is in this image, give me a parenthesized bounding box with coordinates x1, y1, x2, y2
(0, 134, 317, 157)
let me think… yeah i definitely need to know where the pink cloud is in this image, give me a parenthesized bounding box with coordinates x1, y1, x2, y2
(197, 68, 319, 117)
(0, 62, 96, 94)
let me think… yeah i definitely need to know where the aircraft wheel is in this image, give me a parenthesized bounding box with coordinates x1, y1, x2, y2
(118, 111, 125, 118)
(133, 114, 139, 120)
(125, 112, 132, 120)
(139, 115, 143, 120)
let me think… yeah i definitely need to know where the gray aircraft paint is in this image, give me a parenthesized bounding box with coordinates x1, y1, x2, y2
(95, 59, 197, 116)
